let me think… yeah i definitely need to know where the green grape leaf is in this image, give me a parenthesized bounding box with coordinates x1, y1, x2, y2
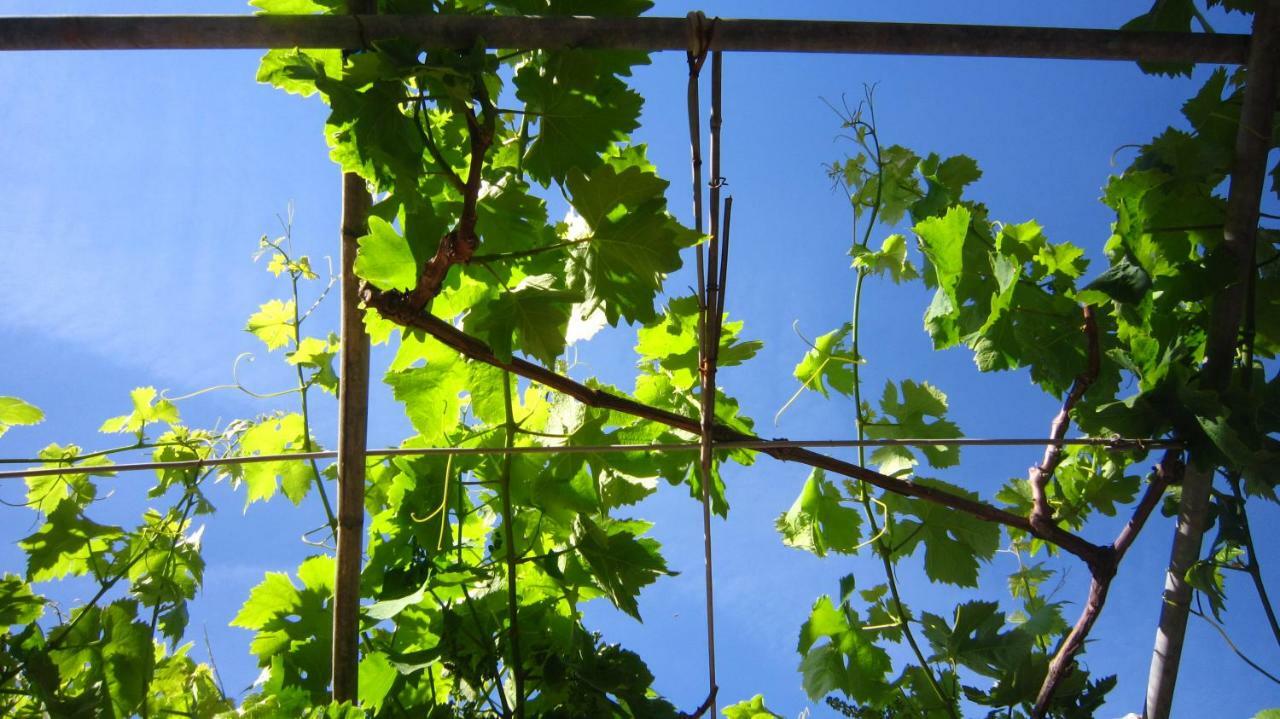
(231, 556, 335, 698)
(256, 48, 342, 98)
(358, 651, 397, 713)
(791, 323, 856, 398)
(99, 386, 180, 434)
(565, 148, 668, 228)
(838, 144, 921, 225)
(796, 595, 892, 703)
(473, 177, 558, 269)
(324, 80, 425, 189)
(364, 584, 426, 622)
(464, 275, 582, 366)
(573, 516, 670, 620)
(246, 299, 296, 351)
(516, 51, 646, 185)
(921, 600, 1032, 679)
(864, 380, 962, 471)
(1049, 449, 1142, 528)
(287, 334, 340, 395)
(722, 695, 783, 718)
(100, 602, 155, 717)
(20, 499, 123, 582)
(915, 205, 971, 307)
(636, 295, 762, 390)
(776, 469, 863, 557)
(884, 478, 1000, 587)
(0, 396, 43, 439)
(852, 233, 918, 283)
(148, 644, 234, 716)
(0, 574, 45, 627)
(1122, 0, 1196, 77)
(355, 216, 418, 292)
(567, 149, 701, 326)
(237, 413, 315, 506)
(1082, 255, 1152, 306)
(24, 444, 112, 516)
(250, 0, 332, 13)
(912, 153, 981, 221)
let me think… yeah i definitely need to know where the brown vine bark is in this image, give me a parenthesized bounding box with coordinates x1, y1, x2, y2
(364, 288, 1109, 568)
(1031, 451, 1182, 717)
(1028, 305, 1099, 536)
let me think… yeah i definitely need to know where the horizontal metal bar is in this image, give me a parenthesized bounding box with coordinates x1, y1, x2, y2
(0, 15, 1249, 63)
(0, 436, 1179, 480)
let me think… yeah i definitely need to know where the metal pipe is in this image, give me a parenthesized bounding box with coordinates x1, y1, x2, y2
(0, 15, 1249, 63)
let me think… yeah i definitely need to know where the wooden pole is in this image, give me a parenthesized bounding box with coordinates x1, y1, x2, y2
(1143, 3, 1280, 718)
(331, 1, 375, 704)
(0, 15, 1249, 64)
(332, 174, 371, 704)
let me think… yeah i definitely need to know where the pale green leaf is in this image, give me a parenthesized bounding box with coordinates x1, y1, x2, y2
(246, 299, 296, 351)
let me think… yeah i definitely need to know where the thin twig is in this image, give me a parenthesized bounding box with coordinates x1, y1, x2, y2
(1029, 305, 1100, 535)
(1190, 605, 1280, 684)
(1229, 475, 1280, 648)
(680, 686, 719, 719)
(842, 90, 956, 717)
(414, 97, 466, 193)
(500, 373, 526, 718)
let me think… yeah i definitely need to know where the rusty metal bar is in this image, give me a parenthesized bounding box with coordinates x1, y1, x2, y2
(0, 15, 1249, 63)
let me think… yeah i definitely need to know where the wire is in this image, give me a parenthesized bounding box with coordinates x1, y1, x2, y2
(0, 436, 1181, 480)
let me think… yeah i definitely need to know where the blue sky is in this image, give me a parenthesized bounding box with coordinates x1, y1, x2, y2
(1, 1, 1277, 717)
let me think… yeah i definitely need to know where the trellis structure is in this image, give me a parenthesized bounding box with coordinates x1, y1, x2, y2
(2, 8, 1276, 719)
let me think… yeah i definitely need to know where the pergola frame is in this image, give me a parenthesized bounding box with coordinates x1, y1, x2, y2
(2, 10, 1275, 719)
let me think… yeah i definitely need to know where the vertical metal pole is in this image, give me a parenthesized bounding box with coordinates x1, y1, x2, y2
(331, 4, 374, 705)
(1144, 3, 1280, 717)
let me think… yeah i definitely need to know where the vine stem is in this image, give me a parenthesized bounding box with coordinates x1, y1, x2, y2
(365, 296, 1108, 565)
(500, 372, 526, 718)
(0, 439, 189, 466)
(851, 268, 956, 718)
(1028, 305, 1099, 536)
(1032, 451, 1180, 717)
(1189, 604, 1280, 684)
(1228, 475, 1280, 649)
(841, 98, 956, 717)
(287, 248, 338, 534)
(142, 485, 201, 719)
(0, 500, 189, 690)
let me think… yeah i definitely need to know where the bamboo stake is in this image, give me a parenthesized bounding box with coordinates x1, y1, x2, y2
(694, 47, 725, 719)
(0, 15, 1249, 64)
(1145, 3, 1280, 717)
(331, 1, 374, 703)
